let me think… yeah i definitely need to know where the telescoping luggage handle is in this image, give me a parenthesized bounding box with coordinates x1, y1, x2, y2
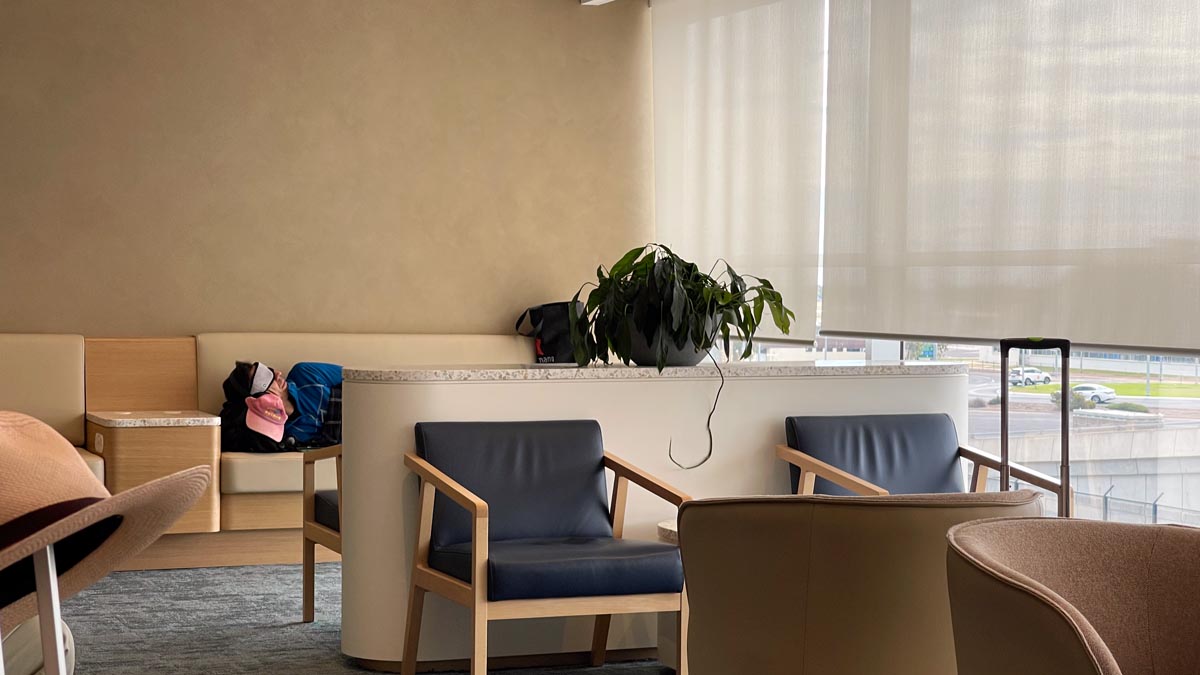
(999, 337, 1072, 517)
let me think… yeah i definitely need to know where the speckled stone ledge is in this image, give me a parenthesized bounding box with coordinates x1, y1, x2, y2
(343, 360, 967, 383)
(86, 410, 221, 427)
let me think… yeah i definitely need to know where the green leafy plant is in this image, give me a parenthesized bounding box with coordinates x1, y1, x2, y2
(569, 244, 795, 371)
(1108, 402, 1151, 413)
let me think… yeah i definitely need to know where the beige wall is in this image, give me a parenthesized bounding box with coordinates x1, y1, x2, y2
(0, 0, 652, 336)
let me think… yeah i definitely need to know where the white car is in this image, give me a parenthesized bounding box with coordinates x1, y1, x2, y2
(1073, 383, 1117, 403)
(1009, 367, 1052, 386)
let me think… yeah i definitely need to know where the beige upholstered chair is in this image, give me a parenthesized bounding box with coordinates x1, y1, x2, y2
(947, 518, 1200, 675)
(677, 490, 1043, 675)
(301, 445, 342, 622)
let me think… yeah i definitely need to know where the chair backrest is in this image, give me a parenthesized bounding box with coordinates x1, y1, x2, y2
(415, 420, 612, 548)
(678, 490, 1043, 675)
(785, 413, 964, 495)
(947, 518, 1200, 675)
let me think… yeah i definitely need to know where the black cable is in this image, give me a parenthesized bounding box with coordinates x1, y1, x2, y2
(668, 350, 725, 470)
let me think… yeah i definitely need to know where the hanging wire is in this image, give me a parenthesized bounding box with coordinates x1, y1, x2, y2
(668, 350, 725, 469)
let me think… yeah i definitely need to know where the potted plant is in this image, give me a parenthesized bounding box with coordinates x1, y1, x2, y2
(569, 244, 795, 370)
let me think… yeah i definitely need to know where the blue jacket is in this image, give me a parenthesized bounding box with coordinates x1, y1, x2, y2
(285, 362, 343, 444)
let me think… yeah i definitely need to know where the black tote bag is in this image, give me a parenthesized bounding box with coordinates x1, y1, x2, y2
(515, 302, 581, 365)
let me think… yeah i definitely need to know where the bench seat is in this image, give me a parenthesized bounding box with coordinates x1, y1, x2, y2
(0, 334, 104, 483)
(76, 447, 105, 483)
(220, 451, 338, 494)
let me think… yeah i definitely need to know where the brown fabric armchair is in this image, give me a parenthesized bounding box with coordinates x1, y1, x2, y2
(677, 490, 1043, 675)
(947, 518, 1200, 675)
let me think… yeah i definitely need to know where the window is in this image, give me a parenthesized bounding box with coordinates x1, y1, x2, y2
(906, 344, 1200, 522)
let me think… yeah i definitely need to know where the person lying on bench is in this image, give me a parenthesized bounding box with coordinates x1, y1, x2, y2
(220, 361, 342, 453)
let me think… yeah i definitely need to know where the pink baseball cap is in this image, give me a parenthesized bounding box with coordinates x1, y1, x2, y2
(245, 393, 286, 442)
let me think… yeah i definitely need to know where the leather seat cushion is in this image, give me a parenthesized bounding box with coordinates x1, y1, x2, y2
(428, 537, 683, 601)
(786, 413, 965, 496)
(313, 489, 339, 532)
(76, 448, 104, 484)
(220, 452, 337, 493)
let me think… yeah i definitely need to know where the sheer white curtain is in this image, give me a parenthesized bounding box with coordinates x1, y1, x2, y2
(822, 0, 1200, 352)
(653, 0, 826, 341)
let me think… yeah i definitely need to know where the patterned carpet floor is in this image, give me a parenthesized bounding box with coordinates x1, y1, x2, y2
(62, 562, 670, 675)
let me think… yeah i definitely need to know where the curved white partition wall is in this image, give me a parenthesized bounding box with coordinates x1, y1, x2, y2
(339, 362, 968, 668)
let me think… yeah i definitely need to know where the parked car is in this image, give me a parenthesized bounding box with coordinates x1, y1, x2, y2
(1008, 367, 1052, 386)
(1072, 383, 1117, 403)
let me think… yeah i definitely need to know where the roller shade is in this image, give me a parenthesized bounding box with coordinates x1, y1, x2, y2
(652, 0, 825, 342)
(821, 0, 1200, 352)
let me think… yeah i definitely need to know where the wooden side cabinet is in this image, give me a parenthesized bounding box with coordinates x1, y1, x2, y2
(86, 411, 220, 534)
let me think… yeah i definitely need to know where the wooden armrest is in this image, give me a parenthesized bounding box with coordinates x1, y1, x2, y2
(603, 453, 691, 506)
(301, 444, 343, 463)
(404, 453, 489, 516)
(957, 445, 1063, 494)
(774, 445, 889, 496)
(303, 446, 342, 502)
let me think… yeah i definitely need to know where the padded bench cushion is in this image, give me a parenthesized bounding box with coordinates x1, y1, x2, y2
(0, 334, 85, 446)
(221, 452, 337, 494)
(429, 537, 684, 602)
(76, 448, 104, 484)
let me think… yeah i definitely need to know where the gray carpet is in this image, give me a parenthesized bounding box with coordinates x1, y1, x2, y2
(62, 562, 671, 675)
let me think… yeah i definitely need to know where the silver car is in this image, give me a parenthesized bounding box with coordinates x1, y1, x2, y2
(1009, 367, 1052, 386)
(1073, 383, 1117, 403)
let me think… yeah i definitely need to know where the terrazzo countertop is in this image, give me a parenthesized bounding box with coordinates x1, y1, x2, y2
(86, 410, 221, 427)
(343, 360, 967, 383)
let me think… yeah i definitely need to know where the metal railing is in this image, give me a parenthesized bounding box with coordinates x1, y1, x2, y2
(989, 476, 1200, 525)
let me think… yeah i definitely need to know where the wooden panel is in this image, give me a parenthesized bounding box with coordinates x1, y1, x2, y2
(352, 648, 658, 674)
(89, 423, 219, 534)
(120, 528, 340, 571)
(221, 492, 303, 531)
(488, 594, 681, 621)
(85, 337, 198, 411)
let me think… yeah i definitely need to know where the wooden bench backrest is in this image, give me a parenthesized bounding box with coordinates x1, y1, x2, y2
(84, 337, 198, 412)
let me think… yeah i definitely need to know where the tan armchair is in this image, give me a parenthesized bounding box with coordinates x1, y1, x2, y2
(301, 444, 342, 623)
(947, 517, 1200, 675)
(677, 490, 1043, 675)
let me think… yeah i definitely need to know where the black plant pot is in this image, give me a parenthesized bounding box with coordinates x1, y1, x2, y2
(628, 327, 712, 368)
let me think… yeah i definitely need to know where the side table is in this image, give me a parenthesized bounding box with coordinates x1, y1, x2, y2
(86, 410, 220, 534)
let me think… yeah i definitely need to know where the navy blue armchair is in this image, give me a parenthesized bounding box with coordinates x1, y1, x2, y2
(401, 420, 690, 675)
(775, 413, 1063, 498)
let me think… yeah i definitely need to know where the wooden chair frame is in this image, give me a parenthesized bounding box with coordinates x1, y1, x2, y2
(401, 451, 691, 675)
(775, 443, 1072, 505)
(302, 444, 342, 623)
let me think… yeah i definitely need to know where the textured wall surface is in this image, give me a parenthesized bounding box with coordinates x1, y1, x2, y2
(0, 0, 652, 335)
